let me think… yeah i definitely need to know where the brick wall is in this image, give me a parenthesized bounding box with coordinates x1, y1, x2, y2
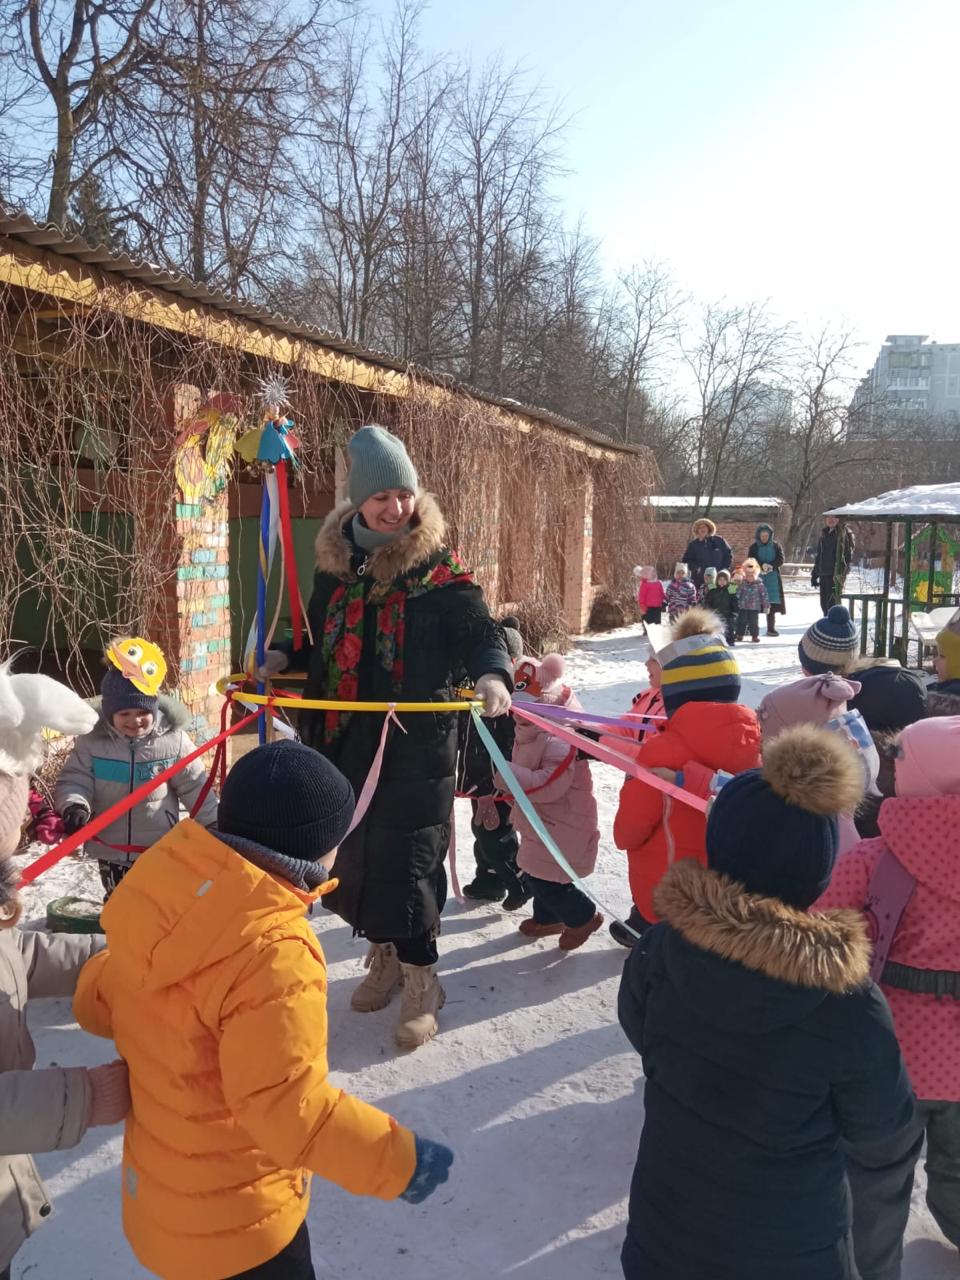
(562, 474, 595, 632)
(142, 384, 232, 739)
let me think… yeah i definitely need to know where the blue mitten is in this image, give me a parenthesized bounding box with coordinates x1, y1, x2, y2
(400, 1136, 454, 1205)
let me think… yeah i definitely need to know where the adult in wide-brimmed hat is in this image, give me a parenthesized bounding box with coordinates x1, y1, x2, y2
(260, 425, 513, 1051)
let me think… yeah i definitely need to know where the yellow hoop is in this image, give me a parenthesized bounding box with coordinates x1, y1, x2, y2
(217, 673, 479, 713)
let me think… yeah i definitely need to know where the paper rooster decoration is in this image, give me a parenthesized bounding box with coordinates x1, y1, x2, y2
(174, 391, 242, 503)
(107, 637, 168, 696)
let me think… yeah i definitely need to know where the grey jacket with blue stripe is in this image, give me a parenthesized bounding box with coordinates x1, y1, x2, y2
(54, 696, 217, 864)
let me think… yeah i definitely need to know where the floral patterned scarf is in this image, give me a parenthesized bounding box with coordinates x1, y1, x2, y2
(320, 551, 473, 742)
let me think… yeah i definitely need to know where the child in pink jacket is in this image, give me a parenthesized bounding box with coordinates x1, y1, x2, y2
(816, 715, 960, 1276)
(634, 566, 666, 626)
(498, 655, 602, 951)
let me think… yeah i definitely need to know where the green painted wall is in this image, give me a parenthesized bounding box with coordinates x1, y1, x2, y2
(228, 517, 322, 667)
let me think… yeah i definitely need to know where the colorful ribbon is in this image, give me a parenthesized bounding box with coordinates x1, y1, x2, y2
(513, 700, 663, 732)
(18, 707, 265, 887)
(275, 460, 304, 652)
(512, 704, 708, 813)
(470, 708, 639, 939)
(345, 709, 404, 836)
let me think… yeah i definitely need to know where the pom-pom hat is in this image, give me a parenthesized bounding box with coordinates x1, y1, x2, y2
(707, 724, 865, 909)
(798, 606, 859, 675)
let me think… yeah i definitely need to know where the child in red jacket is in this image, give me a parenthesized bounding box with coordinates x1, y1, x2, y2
(613, 610, 761, 939)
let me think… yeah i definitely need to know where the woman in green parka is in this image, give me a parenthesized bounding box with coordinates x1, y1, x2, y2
(747, 523, 786, 636)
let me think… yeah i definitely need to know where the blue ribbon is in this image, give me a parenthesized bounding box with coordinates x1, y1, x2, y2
(470, 707, 639, 940)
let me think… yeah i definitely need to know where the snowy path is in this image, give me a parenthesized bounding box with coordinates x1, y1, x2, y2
(15, 594, 958, 1279)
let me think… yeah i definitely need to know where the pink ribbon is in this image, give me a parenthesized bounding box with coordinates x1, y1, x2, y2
(517, 701, 665, 729)
(448, 804, 463, 902)
(511, 704, 708, 813)
(345, 708, 405, 836)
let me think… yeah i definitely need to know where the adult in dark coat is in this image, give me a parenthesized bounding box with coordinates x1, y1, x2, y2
(618, 726, 919, 1280)
(747, 521, 786, 636)
(812, 516, 855, 615)
(263, 426, 512, 1051)
(681, 517, 732, 590)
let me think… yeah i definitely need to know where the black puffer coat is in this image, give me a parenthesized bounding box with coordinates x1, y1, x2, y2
(618, 859, 918, 1280)
(296, 494, 511, 940)
(681, 533, 732, 588)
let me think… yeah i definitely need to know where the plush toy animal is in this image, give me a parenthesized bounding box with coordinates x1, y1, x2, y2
(0, 662, 98, 775)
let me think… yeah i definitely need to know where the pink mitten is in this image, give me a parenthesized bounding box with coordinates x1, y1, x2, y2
(473, 795, 500, 832)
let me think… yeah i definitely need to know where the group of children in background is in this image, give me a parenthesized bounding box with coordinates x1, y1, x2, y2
(2, 569, 960, 1279)
(637, 557, 774, 642)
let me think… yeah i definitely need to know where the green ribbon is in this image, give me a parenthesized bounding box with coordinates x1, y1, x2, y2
(470, 706, 639, 941)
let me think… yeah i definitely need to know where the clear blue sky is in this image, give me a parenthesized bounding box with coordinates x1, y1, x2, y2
(369, 0, 960, 370)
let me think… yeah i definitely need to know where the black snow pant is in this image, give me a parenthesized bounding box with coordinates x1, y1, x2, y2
(524, 874, 596, 928)
(736, 609, 760, 641)
(470, 800, 523, 894)
(226, 1223, 316, 1279)
(820, 577, 846, 615)
(98, 860, 132, 902)
(847, 1102, 937, 1280)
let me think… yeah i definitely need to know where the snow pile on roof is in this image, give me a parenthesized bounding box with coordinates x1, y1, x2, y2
(827, 483, 960, 520)
(649, 496, 783, 509)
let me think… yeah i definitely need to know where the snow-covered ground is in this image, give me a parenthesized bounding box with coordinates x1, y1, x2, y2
(13, 593, 958, 1279)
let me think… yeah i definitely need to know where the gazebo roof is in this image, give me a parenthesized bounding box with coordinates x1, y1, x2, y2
(826, 483, 960, 522)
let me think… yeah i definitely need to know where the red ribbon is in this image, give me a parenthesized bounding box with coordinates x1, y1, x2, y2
(17, 707, 264, 887)
(275, 460, 303, 652)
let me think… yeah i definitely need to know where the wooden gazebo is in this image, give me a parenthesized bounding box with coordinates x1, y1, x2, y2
(826, 483, 960, 664)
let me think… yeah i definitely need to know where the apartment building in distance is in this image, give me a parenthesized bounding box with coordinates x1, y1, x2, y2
(850, 334, 960, 433)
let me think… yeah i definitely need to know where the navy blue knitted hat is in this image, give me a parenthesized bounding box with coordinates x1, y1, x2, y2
(706, 725, 864, 909)
(218, 741, 356, 862)
(101, 667, 159, 721)
(798, 606, 859, 675)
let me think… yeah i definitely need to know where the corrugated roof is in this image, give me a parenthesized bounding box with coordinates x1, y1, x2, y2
(0, 207, 645, 458)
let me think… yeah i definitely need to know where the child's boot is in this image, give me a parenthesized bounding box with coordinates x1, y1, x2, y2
(351, 942, 402, 1012)
(559, 913, 604, 951)
(519, 917, 564, 938)
(395, 964, 445, 1050)
(462, 872, 505, 902)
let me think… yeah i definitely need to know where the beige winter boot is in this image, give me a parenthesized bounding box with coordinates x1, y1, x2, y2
(394, 963, 446, 1050)
(350, 943, 402, 1013)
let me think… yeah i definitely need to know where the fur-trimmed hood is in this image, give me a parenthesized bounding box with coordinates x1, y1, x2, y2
(654, 859, 870, 1009)
(314, 491, 447, 583)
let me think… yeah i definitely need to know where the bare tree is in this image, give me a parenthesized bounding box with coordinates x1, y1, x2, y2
(682, 301, 794, 515)
(0, 0, 158, 224)
(612, 262, 683, 443)
(449, 58, 564, 387)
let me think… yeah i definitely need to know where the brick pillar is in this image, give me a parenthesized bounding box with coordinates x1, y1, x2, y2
(562, 474, 594, 634)
(143, 384, 231, 739)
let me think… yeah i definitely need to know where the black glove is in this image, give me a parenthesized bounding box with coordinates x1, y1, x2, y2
(810, 572, 819, 588)
(61, 804, 91, 836)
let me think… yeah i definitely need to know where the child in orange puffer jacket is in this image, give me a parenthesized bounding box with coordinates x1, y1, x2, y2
(74, 742, 452, 1280)
(613, 610, 761, 940)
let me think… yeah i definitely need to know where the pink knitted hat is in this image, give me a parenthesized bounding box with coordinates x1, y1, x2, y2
(0, 771, 29, 860)
(895, 716, 960, 797)
(757, 672, 862, 741)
